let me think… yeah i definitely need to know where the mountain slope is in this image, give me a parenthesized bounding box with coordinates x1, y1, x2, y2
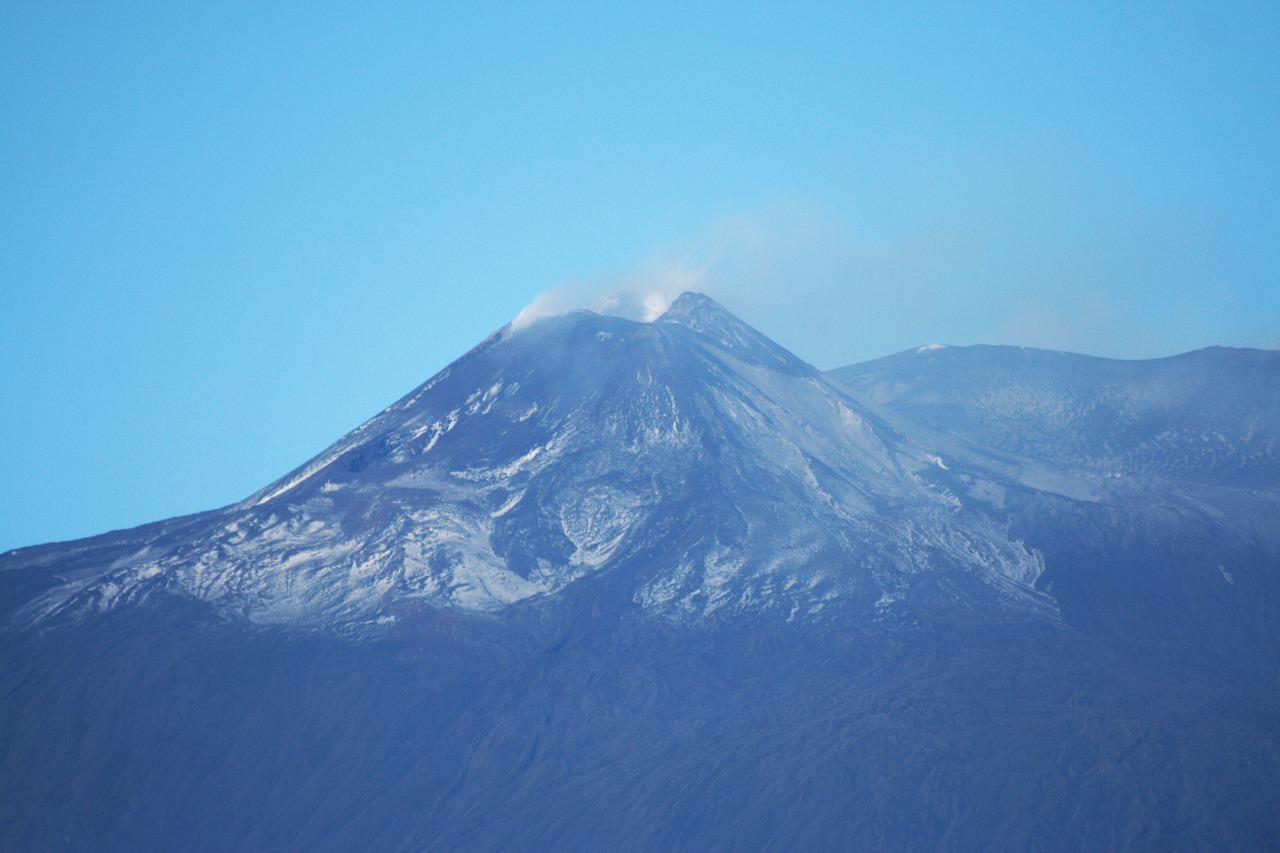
(831, 343, 1280, 679)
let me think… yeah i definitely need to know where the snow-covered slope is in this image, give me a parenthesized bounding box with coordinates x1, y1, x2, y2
(6, 294, 1057, 632)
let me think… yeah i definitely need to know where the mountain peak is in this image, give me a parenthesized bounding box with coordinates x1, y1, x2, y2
(657, 291, 813, 375)
(656, 291, 732, 327)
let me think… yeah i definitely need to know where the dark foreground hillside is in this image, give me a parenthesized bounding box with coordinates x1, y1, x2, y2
(3, 589, 1278, 852)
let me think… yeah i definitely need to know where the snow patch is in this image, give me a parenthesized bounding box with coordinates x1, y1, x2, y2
(492, 491, 525, 518)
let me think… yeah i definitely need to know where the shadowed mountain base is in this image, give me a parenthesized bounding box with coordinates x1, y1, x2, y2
(2, 599, 1277, 852)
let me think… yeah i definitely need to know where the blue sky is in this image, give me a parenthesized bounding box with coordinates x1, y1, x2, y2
(3, 1, 1278, 552)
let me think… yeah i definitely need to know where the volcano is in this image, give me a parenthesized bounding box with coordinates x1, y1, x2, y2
(3, 294, 1278, 851)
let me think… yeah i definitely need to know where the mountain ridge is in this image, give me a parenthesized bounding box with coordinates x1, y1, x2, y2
(830, 341, 1280, 487)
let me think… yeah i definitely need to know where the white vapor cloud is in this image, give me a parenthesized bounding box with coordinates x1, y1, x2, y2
(511, 289, 579, 330)
(511, 259, 710, 330)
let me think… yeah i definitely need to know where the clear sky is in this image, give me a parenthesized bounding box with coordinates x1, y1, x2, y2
(3, 1, 1279, 553)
